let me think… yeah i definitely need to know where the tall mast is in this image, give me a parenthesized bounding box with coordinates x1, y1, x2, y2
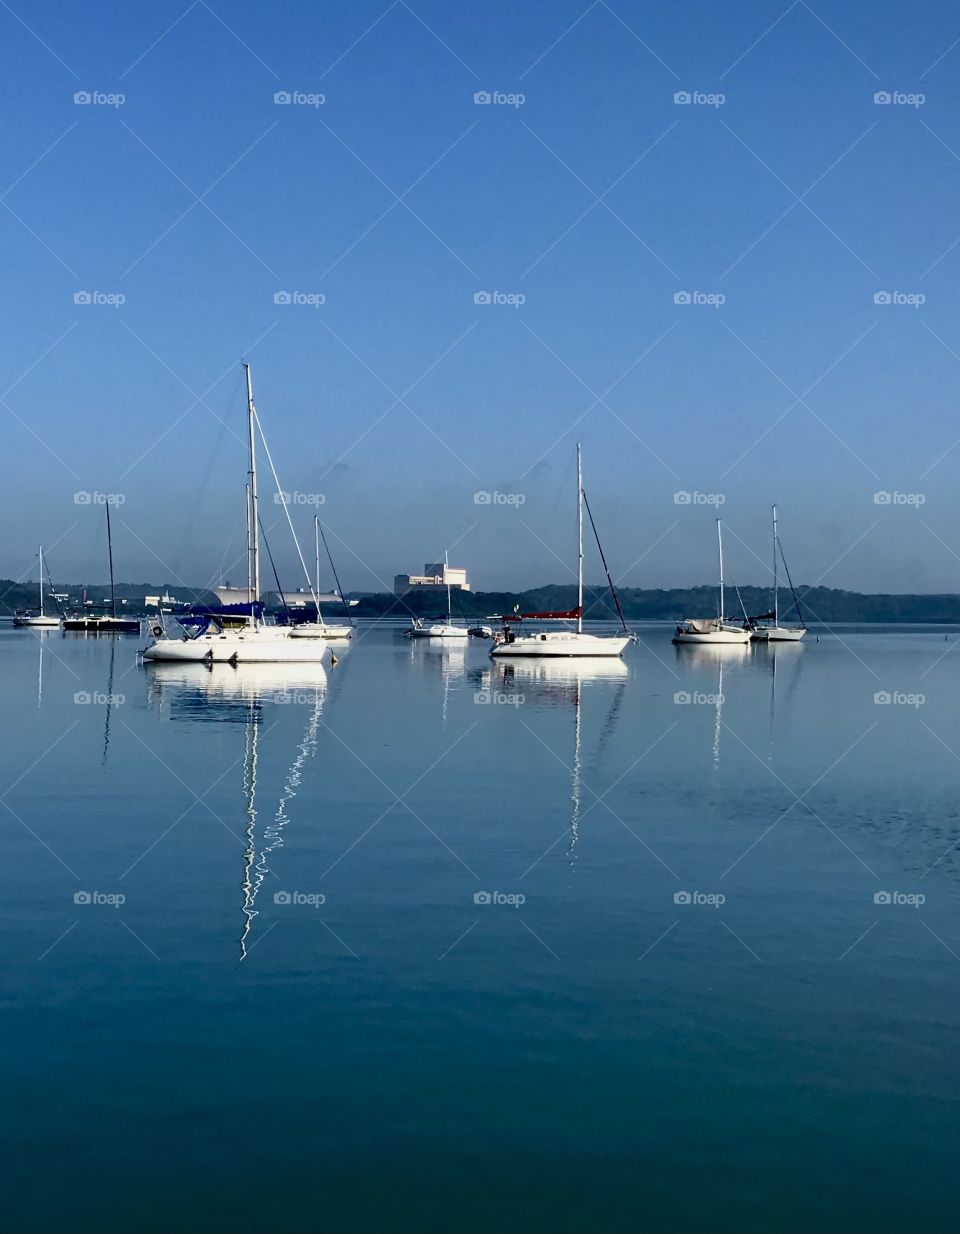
(717, 518, 725, 622)
(38, 544, 44, 616)
(445, 550, 452, 623)
(105, 502, 117, 618)
(772, 504, 779, 627)
(244, 363, 260, 620)
(244, 483, 252, 606)
(315, 515, 321, 599)
(576, 442, 583, 634)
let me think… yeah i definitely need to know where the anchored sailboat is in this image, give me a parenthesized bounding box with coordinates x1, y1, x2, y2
(405, 551, 469, 639)
(490, 444, 631, 658)
(13, 546, 61, 627)
(288, 516, 354, 640)
(142, 364, 327, 663)
(63, 506, 140, 632)
(751, 505, 806, 642)
(673, 520, 751, 645)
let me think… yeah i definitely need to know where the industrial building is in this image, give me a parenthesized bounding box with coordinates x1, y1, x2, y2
(394, 562, 470, 596)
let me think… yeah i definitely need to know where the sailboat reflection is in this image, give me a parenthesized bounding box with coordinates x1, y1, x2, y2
(406, 639, 467, 727)
(487, 656, 629, 703)
(146, 661, 327, 958)
(673, 641, 749, 768)
(487, 658, 628, 869)
(753, 639, 805, 762)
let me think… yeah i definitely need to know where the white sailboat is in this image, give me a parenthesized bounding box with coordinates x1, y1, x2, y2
(491, 444, 631, 658)
(751, 505, 806, 642)
(13, 546, 61, 627)
(142, 364, 326, 664)
(406, 552, 469, 639)
(289, 516, 354, 640)
(673, 520, 752, 645)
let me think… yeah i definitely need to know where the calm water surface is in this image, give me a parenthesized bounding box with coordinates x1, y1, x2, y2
(0, 621, 957, 1233)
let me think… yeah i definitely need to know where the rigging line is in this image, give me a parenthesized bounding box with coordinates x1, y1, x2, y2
(317, 521, 354, 623)
(777, 537, 806, 628)
(171, 369, 242, 577)
(580, 486, 629, 633)
(214, 529, 234, 589)
(547, 447, 576, 532)
(733, 582, 750, 623)
(42, 549, 65, 618)
(252, 407, 319, 610)
(257, 513, 290, 623)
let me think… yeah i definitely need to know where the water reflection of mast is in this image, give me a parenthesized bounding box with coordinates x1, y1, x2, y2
(767, 648, 776, 761)
(712, 654, 724, 769)
(565, 676, 583, 869)
(243, 686, 325, 957)
(239, 695, 262, 960)
(102, 637, 117, 766)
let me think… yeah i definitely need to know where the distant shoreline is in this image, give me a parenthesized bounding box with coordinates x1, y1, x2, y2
(5, 580, 960, 624)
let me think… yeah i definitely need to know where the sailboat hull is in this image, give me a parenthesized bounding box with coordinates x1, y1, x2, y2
(143, 628, 327, 662)
(13, 615, 60, 628)
(63, 617, 140, 632)
(491, 632, 630, 658)
(406, 622, 469, 638)
(751, 626, 806, 642)
(673, 628, 751, 645)
(289, 623, 353, 639)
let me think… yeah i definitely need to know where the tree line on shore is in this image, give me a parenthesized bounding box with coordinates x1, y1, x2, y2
(4, 579, 960, 624)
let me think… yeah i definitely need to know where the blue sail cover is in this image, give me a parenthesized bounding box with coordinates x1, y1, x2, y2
(176, 602, 263, 626)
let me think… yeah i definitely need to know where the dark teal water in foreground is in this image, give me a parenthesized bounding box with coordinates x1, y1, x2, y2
(0, 622, 957, 1233)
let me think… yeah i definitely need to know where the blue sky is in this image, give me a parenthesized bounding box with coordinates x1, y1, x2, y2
(2, 0, 960, 594)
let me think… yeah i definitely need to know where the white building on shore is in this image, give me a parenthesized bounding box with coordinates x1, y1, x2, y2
(394, 562, 470, 596)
